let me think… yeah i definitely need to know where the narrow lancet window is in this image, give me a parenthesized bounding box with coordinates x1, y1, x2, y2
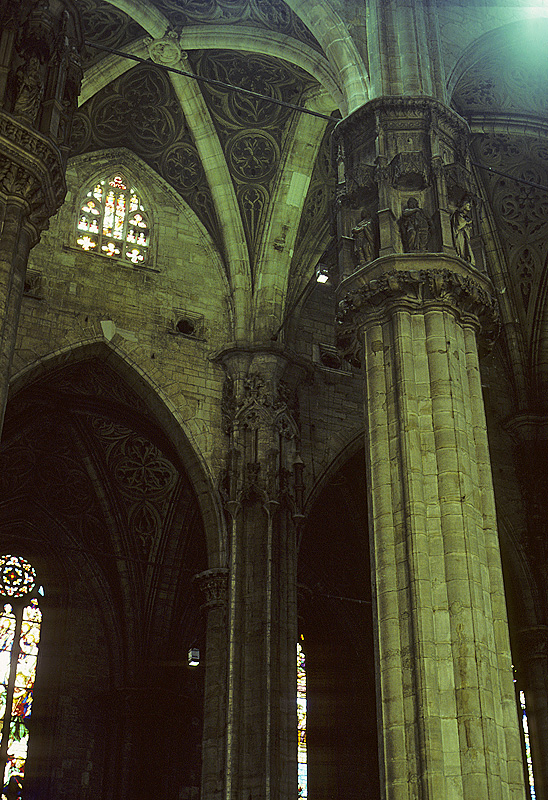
(297, 636, 307, 800)
(76, 174, 150, 265)
(519, 690, 537, 800)
(0, 555, 42, 788)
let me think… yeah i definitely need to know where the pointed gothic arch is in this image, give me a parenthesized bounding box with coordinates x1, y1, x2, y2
(8, 340, 227, 568)
(1, 348, 215, 799)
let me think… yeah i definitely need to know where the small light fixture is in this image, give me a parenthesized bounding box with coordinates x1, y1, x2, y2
(188, 647, 200, 667)
(316, 264, 329, 284)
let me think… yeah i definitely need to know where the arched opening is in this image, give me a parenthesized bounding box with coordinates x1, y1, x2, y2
(297, 448, 379, 800)
(0, 357, 209, 800)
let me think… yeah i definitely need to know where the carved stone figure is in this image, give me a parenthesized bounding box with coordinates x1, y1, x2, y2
(13, 56, 44, 124)
(351, 211, 376, 266)
(399, 197, 430, 252)
(451, 197, 475, 265)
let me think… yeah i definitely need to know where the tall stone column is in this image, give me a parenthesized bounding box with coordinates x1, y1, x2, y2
(334, 98, 526, 800)
(194, 567, 229, 800)
(0, 0, 82, 432)
(215, 346, 307, 800)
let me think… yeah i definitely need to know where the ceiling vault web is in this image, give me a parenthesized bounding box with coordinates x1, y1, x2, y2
(85, 40, 338, 121)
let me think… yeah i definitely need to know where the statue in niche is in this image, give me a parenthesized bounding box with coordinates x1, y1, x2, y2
(399, 197, 430, 252)
(451, 197, 475, 265)
(351, 210, 376, 266)
(13, 56, 43, 124)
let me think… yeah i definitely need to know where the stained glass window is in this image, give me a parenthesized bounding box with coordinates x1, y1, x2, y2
(76, 174, 150, 265)
(519, 690, 537, 800)
(0, 555, 42, 791)
(297, 636, 307, 800)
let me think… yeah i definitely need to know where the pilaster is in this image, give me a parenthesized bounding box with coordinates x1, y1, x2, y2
(194, 568, 230, 800)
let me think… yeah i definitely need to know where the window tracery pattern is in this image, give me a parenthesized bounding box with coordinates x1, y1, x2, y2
(0, 555, 42, 787)
(76, 174, 151, 265)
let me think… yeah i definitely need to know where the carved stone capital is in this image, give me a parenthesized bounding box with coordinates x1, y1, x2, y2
(336, 255, 498, 368)
(193, 568, 229, 610)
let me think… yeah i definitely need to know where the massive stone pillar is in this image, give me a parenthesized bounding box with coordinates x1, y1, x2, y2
(334, 98, 526, 800)
(195, 567, 229, 800)
(0, 0, 82, 431)
(214, 346, 307, 800)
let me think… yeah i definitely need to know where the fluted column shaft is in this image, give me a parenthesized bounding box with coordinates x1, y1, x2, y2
(337, 257, 525, 800)
(195, 568, 230, 800)
(214, 347, 307, 800)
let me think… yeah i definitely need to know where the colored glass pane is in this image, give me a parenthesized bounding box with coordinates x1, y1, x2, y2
(297, 639, 307, 800)
(520, 691, 536, 800)
(109, 175, 126, 189)
(0, 605, 15, 722)
(0, 558, 41, 786)
(0, 557, 35, 598)
(126, 248, 144, 264)
(4, 601, 41, 783)
(103, 191, 115, 236)
(76, 175, 150, 264)
(77, 235, 97, 251)
(114, 194, 126, 239)
(101, 242, 121, 257)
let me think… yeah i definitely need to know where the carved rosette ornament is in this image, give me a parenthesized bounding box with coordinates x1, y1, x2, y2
(146, 32, 185, 69)
(336, 259, 499, 368)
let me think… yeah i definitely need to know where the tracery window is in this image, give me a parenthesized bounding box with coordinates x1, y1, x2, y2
(76, 174, 151, 265)
(297, 637, 307, 800)
(0, 555, 42, 789)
